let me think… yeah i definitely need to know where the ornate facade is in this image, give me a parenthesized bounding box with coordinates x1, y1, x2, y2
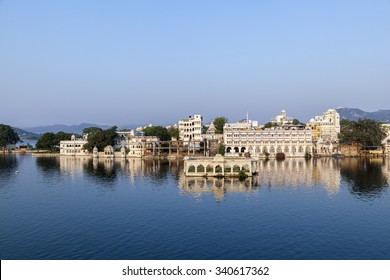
(271, 109, 293, 125)
(223, 126, 313, 158)
(115, 130, 159, 157)
(60, 134, 89, 156)
(308, 109, 340, 142)
(178, 114, 203, 143)
(308, 109, 340, 155)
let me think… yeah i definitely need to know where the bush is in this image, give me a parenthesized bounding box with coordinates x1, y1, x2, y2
(238, 170, 248, 181)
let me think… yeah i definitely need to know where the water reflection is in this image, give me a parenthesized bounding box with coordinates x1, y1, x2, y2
(179, 176, 259, 201)
(39, 156, 390, 199)
(340, 158, 390, 199)
(0, 154, 19, 184)
(0, 154, 18, 171)
(55, 157, 183, 184)
(256, 158, 342, 195)
(35, 156, 60, 174)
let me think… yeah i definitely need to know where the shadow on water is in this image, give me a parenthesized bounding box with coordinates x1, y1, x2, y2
(35, 156, 60, 175)
(0, 154, 18, 183)
(340, 158, 389, 199)
(83, 158, 118, 184)
(0, 154, 18, 171)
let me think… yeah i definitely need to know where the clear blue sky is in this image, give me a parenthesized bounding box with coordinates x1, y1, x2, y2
(1, 0, 389, 127)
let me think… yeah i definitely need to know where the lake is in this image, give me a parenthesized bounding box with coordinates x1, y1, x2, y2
(1, 154, 390, 259)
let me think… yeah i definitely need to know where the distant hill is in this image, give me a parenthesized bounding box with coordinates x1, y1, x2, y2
(22, 123, 112, 135)
(12, 127, 40, 139)
(336, 108, 390, 123)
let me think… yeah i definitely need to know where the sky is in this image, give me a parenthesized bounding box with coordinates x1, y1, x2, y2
(1, 0, 389, 127)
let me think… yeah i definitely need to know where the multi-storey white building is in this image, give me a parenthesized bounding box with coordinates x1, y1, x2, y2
(271, 110, 293, 126)
(178, 115, 203, 143)
(60, 134, 89, 156)
(308, 109, 340, 142)
(115, 130, 159, 157)
(224, 118, 259, 130)
(224, 126, 313, 157)
(307, 109, 340, 155)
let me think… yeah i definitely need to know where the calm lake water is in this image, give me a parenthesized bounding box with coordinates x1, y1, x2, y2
(1, 154, 390, 260)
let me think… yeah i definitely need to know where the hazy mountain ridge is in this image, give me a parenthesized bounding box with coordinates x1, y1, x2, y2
(21, 123, 112, 135)
(11, 127, 40, 139)
(336, 108, 390, 123)
(19, 123, 147, 135)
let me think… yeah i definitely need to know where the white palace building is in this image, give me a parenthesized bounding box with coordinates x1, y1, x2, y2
(224, 110, 314, 158)
(223, 109, 342, 158)
(224, 125, 313, 158)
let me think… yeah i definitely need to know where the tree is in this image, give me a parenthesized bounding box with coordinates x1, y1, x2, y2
(0, 124, 20, 150)
(36, 131, 73, 150)
(292, 119, 304, 125)
(263, 122, 278, 129)
(83, 127, 102, 134)
(217, 143, 225, 156)
(339, 119, 386, 146)
(213, 117, 228, 134)
(167, 127, 179, 140)
(143, 126, 170, 141)
(84, 126, 117, 152)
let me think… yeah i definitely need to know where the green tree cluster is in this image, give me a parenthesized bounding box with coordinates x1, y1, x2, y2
(217, 143, 225, 156)
(143, 126, 174, 141)
(36, 131, 74, 150)
(264, 119, 304, 128)
(0, 124, 20, 150)
(292, 119, 304, 125)
(213, 117, 228, 134)
(83, 126, 117, 152)
(167, 127, 179, 140)
(339, 119, 386, 146)
(263, 122, 278, 128)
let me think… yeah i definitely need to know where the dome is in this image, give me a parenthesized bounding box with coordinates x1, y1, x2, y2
(104, 145, 114, 153)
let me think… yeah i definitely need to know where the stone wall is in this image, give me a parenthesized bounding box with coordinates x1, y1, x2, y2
(339, 144, 361, 157)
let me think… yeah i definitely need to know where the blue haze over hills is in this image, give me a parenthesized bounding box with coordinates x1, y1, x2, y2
(336, 108, 390, 123)
(12, 108, 390, 136)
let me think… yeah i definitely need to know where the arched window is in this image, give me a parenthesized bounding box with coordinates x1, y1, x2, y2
(242, 164, 250, 172)
(233, 165, 240, 172)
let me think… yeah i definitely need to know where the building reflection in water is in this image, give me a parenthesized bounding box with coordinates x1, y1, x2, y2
(58, 157, 182, 185)
(179, 158, 342, 199)
(56, 156, 390, 199)
(257, 158, 342, 195)
(178, 176, 259, 201)
(340, 157, 390, 199)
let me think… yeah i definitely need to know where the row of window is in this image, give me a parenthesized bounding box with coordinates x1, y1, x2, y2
(62, 150, 86, 153)
(226, 133, 311, 137)
(226, 140, 311, 144)
(62, 144, 83, 148)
